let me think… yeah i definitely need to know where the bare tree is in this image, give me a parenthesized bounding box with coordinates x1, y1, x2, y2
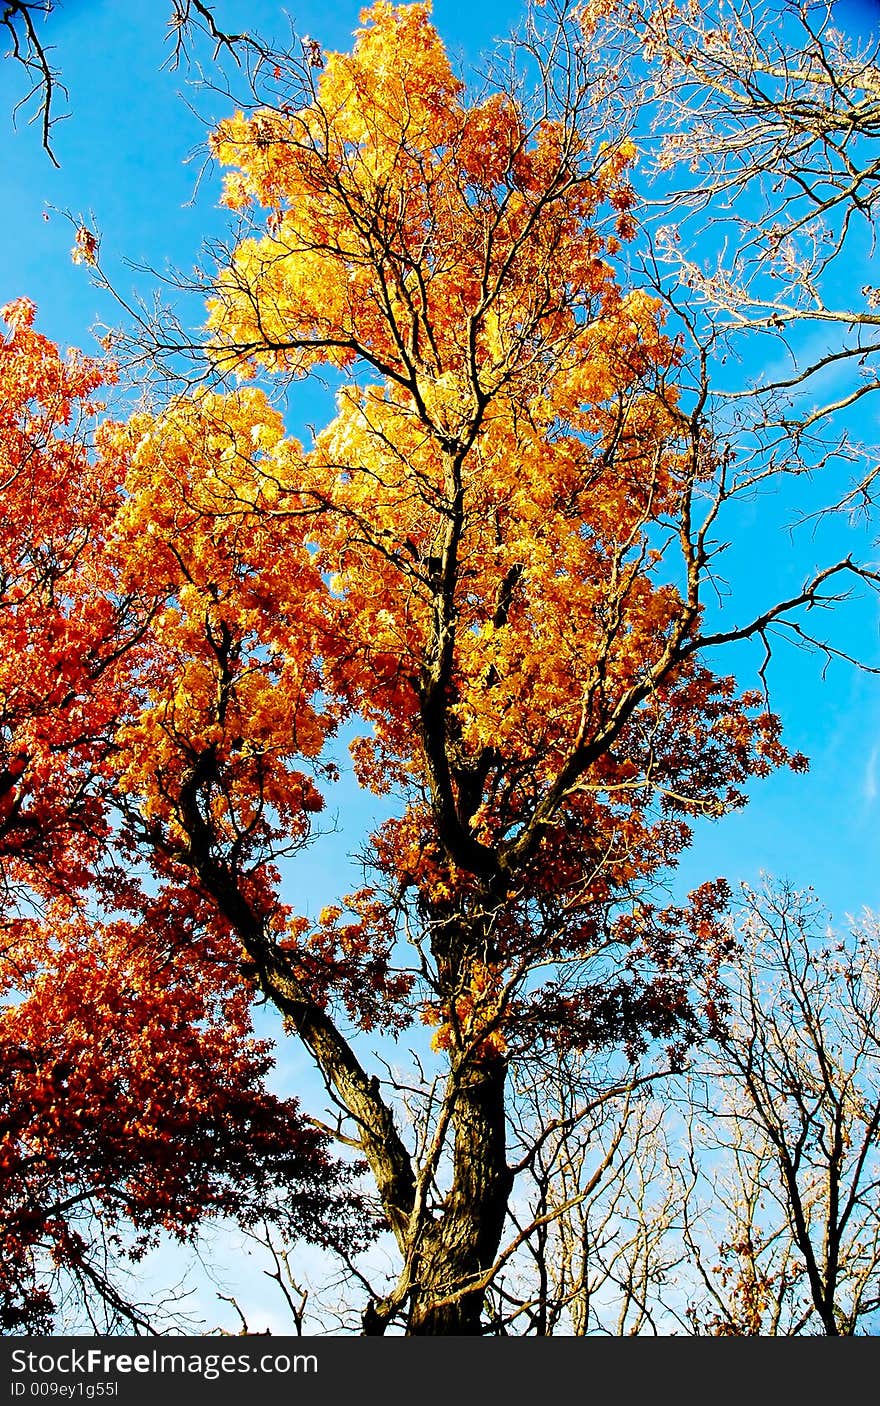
(682, 883, 880, 1335)
(488, 1055, 686, 1334)
(481, 883, 880, 1336)
(584, 0, 880, 510)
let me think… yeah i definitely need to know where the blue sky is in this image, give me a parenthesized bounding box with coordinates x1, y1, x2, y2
(2, 0, 875, 926)
(1, 0, 878, 1334)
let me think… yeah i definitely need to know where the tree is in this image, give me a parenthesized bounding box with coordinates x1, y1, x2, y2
(487, 884, 880, 1337)
(0, 295, 121, 893)
(0, 298, 369, 1333)
(486, 1054, 685, 1335)
(4, 0, 877, 1334)
(678, 884, 880, 1336)
(589, 0, 880, 509)
(0, 907, 368, 1333)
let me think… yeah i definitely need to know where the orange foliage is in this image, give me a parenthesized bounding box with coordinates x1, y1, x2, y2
(0, 4, 813, 1330)
(0, 305, 365, 1330)
(199, 3, 802, 1061)
(0, 903, 357, 1332)
(0, 297, 123, 893)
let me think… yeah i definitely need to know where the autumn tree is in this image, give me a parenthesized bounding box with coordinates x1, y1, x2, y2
(0, 298, 369, 1333)
(0, 295, 121, 890)
(5, 0, 878, 1334)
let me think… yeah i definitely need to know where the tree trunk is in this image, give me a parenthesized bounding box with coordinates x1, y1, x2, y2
(405, 1053, 513, 1335)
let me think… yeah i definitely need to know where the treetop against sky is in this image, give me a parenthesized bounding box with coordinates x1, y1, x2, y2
(1, 0, 875, 921)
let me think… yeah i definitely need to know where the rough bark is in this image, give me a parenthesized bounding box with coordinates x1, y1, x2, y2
(406, 1055, 513, 1335)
